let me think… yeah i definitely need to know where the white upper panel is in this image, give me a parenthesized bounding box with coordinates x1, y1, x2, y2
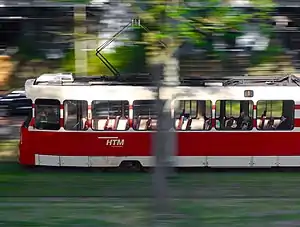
(35, 73, 74, 84)
(25, 77, 300, 103)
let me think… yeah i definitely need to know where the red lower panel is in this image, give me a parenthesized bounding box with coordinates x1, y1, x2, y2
(19, 128, 35, 165)
(27, 131, 152, 157)
(178, 132, 300, 156)
(21, 131, 300, 158)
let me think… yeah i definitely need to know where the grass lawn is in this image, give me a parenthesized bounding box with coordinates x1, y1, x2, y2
(0, 163, 300, 226)
(0, 197, 300, 227)
(0, 140, 18, 161)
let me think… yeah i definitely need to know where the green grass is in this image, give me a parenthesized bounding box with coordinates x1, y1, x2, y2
(0, 163, 300, 226)
(0, 140, 18, 161)
(0, 140, 18, 150)
(0, 197, 300, 227)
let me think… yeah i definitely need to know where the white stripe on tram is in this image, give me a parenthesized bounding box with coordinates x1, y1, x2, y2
(295, 109, 300, 118)
(35, 155, 300, 167)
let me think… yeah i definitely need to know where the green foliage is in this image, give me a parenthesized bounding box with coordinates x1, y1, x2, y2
(89, 45, 146, 76)
(59, 0, 279, 73)
(17, 40, 44, 61)
(250, 44, 284, 65)
(60, 51, 75, 73)
(61, 44, 146, 76)
(131, 0, 278, 65)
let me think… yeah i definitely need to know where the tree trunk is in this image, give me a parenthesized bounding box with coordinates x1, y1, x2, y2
(74, 6, 87, 76)
(150, 1, 181, 226)
(163, 55, 179, 173)
(151, 37, 180, 227)
(152, 62, 171, 227)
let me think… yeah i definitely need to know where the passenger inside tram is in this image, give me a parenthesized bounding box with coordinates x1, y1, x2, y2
(239, 112, 252, 130)
(36, 111, 47, 123)
(204, 118, 212, 130)
(237, 111, 245, 128)
(146, 117, 157, 130)
(262, 115, 290, 130)
(225, 116, 237, 129)
(277, 115, 289, 130)
(35, 106, 60, 130)
(256, 100, 294, 130)
(265, 117, 275, 130)
(180, 109, 190, 120)
(216, 100, 253, 130)
(175, 100, 212, 131)
(258, 110, 267, 129)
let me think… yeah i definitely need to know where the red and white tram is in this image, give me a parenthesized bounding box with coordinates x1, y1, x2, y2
(19, 73, 300, 168)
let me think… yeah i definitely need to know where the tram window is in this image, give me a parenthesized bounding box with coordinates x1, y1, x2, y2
(174, 100, 212, 131)
(34, 99, 60, 130)
(256, 100, 294, 130)
(64, 100, 88, 131)
(215, 100, 254, 130)
(133, 100, 165, 131)
(91, 100, 129, 131)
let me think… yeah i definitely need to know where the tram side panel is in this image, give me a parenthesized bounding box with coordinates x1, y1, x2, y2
(20, 124, 300, 168)
(18, 108, 35, 165)
(177, 131, 300, 167)
(176, 99, 300, 167)
(27, 131, 152, 166)
(18, 98, 152, 167)
(19, 124, 34, 165)
(19, 97, 300, 167)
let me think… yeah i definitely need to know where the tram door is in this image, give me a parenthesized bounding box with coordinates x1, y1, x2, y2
(64, 100, 88, 131)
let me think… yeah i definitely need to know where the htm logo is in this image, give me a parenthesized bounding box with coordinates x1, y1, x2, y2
(98, 136, 124, 147)
(106, 139, 124, 147)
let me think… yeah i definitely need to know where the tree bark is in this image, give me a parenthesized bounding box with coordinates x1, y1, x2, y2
(152, 62, 171, 227)
(74, 6, 88, 76)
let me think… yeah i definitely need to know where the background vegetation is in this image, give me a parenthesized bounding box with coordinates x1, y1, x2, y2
(0, 1, 298, 89)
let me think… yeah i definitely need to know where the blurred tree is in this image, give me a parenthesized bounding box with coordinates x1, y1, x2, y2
(56, 1, 147, 76)
(74, 5, 88, 75)
(129, 0, 280, 77)
(62, 44, 145, 75)
(126, 2, 280, 225)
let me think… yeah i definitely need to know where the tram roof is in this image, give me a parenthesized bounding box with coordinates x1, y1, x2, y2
(31, 73, 300, 87)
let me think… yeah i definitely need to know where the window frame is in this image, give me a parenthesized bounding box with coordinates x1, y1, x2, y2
(132, 99, 165, 131)
(256, 100, 283, 118)
(174, 99, 213, 131)
(34, 99, 61, 131)
(215, 100, 254, 131)
(256, 100, 294, 131)
(91, 100, 129, 131)
(176, 100, 198, 119)
(63, 100, 88, 131)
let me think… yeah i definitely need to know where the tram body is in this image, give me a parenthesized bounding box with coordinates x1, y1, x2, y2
(19, 73, 300, 168)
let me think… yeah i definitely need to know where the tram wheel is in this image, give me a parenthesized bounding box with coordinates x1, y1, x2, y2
(119, 161, 142, 172)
